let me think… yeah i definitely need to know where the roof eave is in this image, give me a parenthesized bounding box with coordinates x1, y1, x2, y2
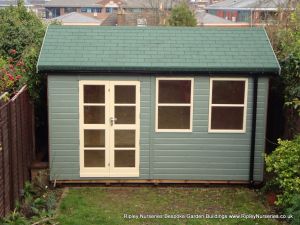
(45, 4, 103, 7)
(37, 66, 280, 76)
(205, 7, 290, 11)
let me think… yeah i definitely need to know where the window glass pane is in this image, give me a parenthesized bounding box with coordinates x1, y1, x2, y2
(64, 7, 76, 13)
(84, 106, 105, 124)
(84, 85, 105, 103)
(84, 130, 105, 147)
(115, 85, 136, 104)
(92, 7, 101, 12)
(115, 150, 135, 167)
(211, 107, 244, 130)
(115, 106, 135, 124)
(159, 80, 191, 103)
(212, 80, 245, 104)
(158, 106, 190, 129)
(84, 150, 105, 167)
(115, 130, 135, 147)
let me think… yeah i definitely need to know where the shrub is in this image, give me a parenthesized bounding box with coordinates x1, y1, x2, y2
(0, 209, 29, 225)
(0, 51, 27, 98)
(0, 2, 45, 101)
(265, 136, 300, 207)
(2, 180, 59, 225)
(0, 1, 44, 59)
(0, 1, 47, 138)
(285, 194, 300, 225)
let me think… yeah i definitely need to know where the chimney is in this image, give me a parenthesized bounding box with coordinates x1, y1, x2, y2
(117, 8, 125, 25)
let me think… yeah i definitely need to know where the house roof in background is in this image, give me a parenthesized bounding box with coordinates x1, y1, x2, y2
(206, 0, 296, 10)
(37, 26, 280, 74)
(45, 0, 101, 7)
(101, 13, 117, 26)
(121, 0, 176, 9)
(50, 12, 103, 24)
(0, 0, 46, 6)
(44, 0, 176, 9)
(196, 11, 235, 25)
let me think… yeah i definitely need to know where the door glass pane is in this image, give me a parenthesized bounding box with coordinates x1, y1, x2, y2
(84, 130, 105, 147)
(115, 130, 135, 147)
(84, 106, 105, 124)
(84, 150, 105, 167)
(158, 106, 190, 129)
(115, 106, 135, 124)
(212, 81, 245, 104)
(211, 106, 244, 130)
(84, 85, 105, 103)
(115, 150, 135, 167)
(115, 85, 136, 104)
(158, 80, 191, 103)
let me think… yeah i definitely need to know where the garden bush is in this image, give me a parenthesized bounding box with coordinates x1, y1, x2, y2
(0, 50, 26, 99)
(0, 2, 45, 102)
(285, 194, 300, 225)
(265, 135, 300, 208)
(0, 181, 60, 225)
(0, 1, 48, 144)
(0, 1, 44, 59)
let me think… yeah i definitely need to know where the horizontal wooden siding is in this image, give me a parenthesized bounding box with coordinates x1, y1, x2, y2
(48, 75, 268, 181)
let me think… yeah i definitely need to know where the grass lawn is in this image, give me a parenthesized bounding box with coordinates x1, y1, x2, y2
(57, 187, 284, 225)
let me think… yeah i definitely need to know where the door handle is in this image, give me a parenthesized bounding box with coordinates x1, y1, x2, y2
(110, 117, 117, 126)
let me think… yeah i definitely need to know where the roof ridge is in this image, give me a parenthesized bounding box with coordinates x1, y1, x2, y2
(48, 24, 264, 30)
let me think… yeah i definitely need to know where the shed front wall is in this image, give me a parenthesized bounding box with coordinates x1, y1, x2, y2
(48, 74, 268, 182)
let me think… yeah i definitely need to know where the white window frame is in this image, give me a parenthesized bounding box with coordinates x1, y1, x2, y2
(208, 77, 248, 133)
(155, 77, 194, 133)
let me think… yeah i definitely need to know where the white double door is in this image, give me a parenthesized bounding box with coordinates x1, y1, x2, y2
(79, 81, 140, 177)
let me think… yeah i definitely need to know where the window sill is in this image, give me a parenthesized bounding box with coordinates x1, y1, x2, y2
(208, 129, 246, 134)
(155, 129, 193, 133)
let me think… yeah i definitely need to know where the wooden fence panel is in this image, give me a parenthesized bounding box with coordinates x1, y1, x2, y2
(0, 86, 35, 217)
(0, 112, 4, 217)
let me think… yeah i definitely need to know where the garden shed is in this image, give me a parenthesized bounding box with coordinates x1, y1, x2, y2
(37, 25, 280, 184)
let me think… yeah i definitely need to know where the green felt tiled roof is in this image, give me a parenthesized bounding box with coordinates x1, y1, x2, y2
(37, 25, 280, 74)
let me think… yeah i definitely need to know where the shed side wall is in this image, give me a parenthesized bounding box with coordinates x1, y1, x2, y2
(48, 74, 268, 181)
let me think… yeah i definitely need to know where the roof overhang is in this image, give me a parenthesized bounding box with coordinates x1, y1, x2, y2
(38, 66, 280, 76)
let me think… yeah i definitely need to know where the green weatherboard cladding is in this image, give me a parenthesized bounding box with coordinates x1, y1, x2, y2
(38, 25, 280, 73)
(48, 75, 268, 181)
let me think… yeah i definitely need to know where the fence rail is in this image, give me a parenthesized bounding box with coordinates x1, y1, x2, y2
(0, 86, 35, 217)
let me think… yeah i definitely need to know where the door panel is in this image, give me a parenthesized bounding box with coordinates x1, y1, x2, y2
(84, 85, 105, 103)
(80, 82, 110, 177)
(114, 150, 135, 167)
(84, 150, 105, 167)
(110, 81, 140, 177)
(84, 106, 105, 124)
(114, 130, 135, 147)
(115, 85, 136, 104)
(114, 106, 136, 124)
(79, 81, 139, 177)
(84, 130, 105, 148)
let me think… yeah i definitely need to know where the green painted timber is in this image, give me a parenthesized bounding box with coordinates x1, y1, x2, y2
(48, 74, 268, 181)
